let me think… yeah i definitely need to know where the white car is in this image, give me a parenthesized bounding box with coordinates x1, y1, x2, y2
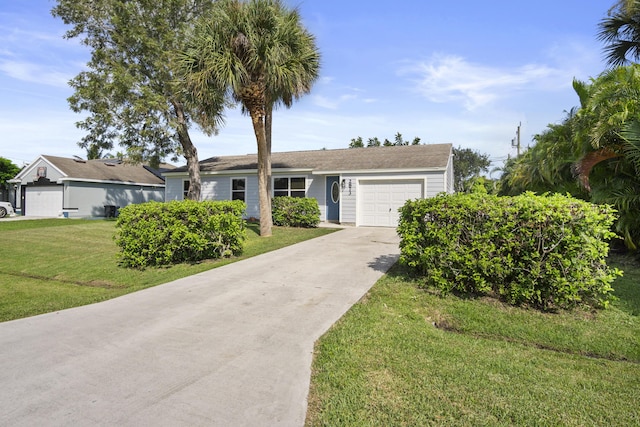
(0, 201, 15, 218)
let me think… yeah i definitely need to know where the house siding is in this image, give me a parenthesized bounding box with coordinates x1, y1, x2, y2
(181, 173, 318, 219)
(306, 175, 325, 220)
(64, 182, 164, 217)
(165, 169, 448, 225)
(24, 159, 65, 183)
(445, 155, 455, 194)
(165, 177, 184, 201)
(162, 145, 453, 226)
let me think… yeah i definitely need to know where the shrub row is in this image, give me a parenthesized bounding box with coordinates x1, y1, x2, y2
(272, 196, 320, 228)
(398, 192, 622, 310)
(115, 200, 246, 268)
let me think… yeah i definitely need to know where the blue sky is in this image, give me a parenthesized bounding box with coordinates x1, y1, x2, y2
(0, 1, 615, 170)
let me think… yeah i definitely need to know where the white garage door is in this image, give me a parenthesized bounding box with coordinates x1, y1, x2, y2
(25, 186, 63, 217)
(359, 179, 423, 227)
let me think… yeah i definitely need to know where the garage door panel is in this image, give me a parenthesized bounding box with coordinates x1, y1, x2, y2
(359, 180, 423, 227)
(25, 186, 63, 217)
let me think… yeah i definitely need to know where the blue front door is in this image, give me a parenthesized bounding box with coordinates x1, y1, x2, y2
(326, 176, 340, 222)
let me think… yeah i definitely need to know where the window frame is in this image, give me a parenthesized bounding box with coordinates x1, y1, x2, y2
(272, 176, 306, 198)
(182, 180, 190, 199)
(231, 177, 247, 202)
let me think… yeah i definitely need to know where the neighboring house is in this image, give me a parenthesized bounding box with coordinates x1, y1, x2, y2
(164, 144, 454, 227)
(9, 156, 167, 218)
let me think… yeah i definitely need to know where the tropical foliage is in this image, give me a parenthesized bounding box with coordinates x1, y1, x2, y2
(499, 65, 640, 250)
(599, 0, 640, 66)
(180, 0, 320, 236)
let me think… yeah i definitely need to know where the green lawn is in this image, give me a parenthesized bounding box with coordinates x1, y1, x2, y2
(0, 218, 336, 322)
(306, 255, 640, 426)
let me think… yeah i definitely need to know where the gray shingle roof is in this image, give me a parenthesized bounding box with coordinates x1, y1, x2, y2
(42, 156, 165, 185)
(170, 144, 452, 174)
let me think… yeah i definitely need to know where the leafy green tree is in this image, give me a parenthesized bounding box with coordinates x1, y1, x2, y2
(348, 132, 422, 148)
(599, 0, 640, 67)
(349, 137, 364, 148)
(0, 157, 20, 186)
(367, 137, 381, 147)
(452, 146, 491, 192)
(0, 157, 20, 203)
(52, 0, 225, 200)
(392, 132, 421, 146)
(180, 0, 320, 237)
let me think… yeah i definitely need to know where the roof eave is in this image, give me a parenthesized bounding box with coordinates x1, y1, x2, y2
(58, 177, 165, 187)
(163, 167, 314, 177)
(312, 167, 447, 175)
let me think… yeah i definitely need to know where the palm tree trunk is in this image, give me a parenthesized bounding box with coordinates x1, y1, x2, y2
(173, 101, 201, 200)
(250, 110, 273, 237)
(265, 103, 273, 215)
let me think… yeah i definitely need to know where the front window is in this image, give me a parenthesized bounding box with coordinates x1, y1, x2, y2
(274, 177, 306, 198)
(183, 180, 190, 199)
(232, 178, 246, 201)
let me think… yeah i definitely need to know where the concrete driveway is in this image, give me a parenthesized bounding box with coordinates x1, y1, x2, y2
(0, 226, 400, 426)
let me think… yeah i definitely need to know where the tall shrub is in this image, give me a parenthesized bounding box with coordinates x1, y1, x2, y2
(398, 193, 622, 310)
(115, 200, 246, 268)
(272, 196, 320, 227)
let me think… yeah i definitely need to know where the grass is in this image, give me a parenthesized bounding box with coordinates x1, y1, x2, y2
(306, 255, 640, 426)
(0, 218, 336, 322)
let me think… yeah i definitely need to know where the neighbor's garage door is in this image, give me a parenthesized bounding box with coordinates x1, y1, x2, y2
(359, 179, 423, 227)
(25, 186, 63, 217)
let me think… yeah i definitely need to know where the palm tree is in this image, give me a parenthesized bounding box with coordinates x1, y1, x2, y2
(598, 0, 640, 67)
(180, 0, 320, 236)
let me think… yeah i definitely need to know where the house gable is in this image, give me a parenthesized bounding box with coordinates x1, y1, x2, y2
(11, 155, 166, 218)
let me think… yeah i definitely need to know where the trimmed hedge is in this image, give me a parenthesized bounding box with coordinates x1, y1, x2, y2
(398, 192, 622, 310)
(272, 196, 320, 228)
(115, 200, 246, 268)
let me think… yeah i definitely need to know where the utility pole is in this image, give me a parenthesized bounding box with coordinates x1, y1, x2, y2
(511, 122, 521, 156)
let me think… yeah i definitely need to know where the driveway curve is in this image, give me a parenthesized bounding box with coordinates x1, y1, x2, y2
(0, 226, 400, 426)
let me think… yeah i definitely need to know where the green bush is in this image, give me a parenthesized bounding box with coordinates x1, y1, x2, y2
(398, 192, 622, 310)
(272, 196, 320, 228)
(115, 200, 246, 268)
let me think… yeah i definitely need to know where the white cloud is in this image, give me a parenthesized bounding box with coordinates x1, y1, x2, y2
(311, 93, 358, 110)
(400, 54, 563, 111)
(0, 59, 71, 87)
(312, 94, 340, 109)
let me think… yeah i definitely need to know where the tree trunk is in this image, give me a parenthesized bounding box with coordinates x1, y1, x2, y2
(250, 109, 273, 237)
(265, 103, 273, 216)
(173, 101, 201, 200)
